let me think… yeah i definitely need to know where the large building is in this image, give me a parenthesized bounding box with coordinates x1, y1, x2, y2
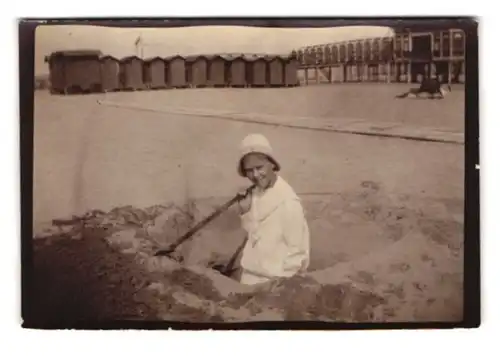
(293, 28, 466, 84)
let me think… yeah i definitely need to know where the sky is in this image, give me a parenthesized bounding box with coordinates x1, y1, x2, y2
(35, 25, 394, 75)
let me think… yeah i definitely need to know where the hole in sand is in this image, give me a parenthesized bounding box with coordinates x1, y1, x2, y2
(159, 184, 413, 280)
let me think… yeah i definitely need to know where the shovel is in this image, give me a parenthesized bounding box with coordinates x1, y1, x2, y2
(154, 184, 255, 257)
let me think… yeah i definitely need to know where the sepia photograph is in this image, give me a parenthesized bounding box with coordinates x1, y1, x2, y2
(21, 18, 479, 329)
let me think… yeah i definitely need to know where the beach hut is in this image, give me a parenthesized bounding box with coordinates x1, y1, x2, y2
(207, 55, 227, 87)
(44, 53, 66, 94)
(247, 56, 267, 87)
(143, 57, 166, 89)
(120, 55, 145, 90)
(165, 55, 187, 88)
(187, 55, 208, 87)
(284, 57, 299, 87)
(45, 50, 103, 94)
(100, 55, 120, 92)
(228, 55, 246, 87)
(268, 56, 285, 86)
(184, 58, 193, 87)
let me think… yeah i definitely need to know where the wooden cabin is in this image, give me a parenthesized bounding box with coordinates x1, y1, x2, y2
(207, 55, 226, 87)
(165, 55, 187, 88)
(187, 55, 208, 87)
(100, 55, 120, 92)
(284, 57, 299, 87)
(228, 56, 246, 87)
(44, 53, 66, 94)
(120, 56, 145, 90)
(247, 56, 267, 87)
(268, 56, 285, 86)
(44, 50, 103, 94)
(143, 57, 166, 89)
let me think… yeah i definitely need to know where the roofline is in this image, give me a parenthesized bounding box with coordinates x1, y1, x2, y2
(144, 56, 165, 62)
(121, 55, 141, 62)
(100, 55, 120, 60)
(295, 28, 466, 52)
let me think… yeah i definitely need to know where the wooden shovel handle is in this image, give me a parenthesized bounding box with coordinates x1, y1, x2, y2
(155, 185, 255, 256)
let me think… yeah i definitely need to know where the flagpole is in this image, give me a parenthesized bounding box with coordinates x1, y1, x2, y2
(135, 32, 143, 58)
(140, 32, 144, 59)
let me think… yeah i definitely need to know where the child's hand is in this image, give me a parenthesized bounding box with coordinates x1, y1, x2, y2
(237, 187, 252, 215)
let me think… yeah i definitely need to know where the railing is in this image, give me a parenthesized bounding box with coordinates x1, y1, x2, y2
(292, 29, 466, 84)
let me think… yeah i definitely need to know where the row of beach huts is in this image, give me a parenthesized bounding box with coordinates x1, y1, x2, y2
(44, 50, 299, 94)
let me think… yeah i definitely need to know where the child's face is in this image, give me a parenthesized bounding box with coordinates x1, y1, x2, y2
(241, 153, 276, 190)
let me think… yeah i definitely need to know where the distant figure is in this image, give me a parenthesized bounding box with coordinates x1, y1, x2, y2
(235, 133, 310, 285)
(396, 77, 452, 99)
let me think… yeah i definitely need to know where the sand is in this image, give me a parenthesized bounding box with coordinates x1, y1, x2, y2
(29, 83, 465, 325)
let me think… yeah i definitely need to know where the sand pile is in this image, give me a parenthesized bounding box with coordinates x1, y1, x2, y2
(29, 227, 158, 325)
(310, 230, 463, 322)
(28, 200, 387, 325)
(29, 227, 229, 326)
(28, 186, 463, 325)
(29, 202, 248, 326)
(221, 275, 386, 322)
(35, 201, 247, 268)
